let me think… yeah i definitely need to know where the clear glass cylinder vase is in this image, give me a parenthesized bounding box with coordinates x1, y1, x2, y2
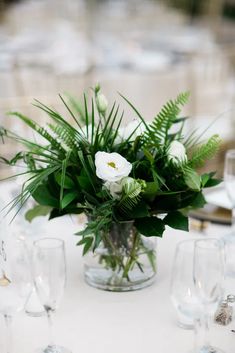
(84, 221, 157, 291)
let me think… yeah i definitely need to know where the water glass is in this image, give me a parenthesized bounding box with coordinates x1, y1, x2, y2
(223, 149, 235, 294)
(193, 238, 225, 353)
(170, 239, 199, 329)
(224, 149, 235, 230)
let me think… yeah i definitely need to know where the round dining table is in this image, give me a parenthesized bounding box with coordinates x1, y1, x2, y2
(0, 181, 233, 353)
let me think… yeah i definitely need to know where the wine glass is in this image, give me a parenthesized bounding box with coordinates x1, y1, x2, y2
(223, 149, 235, 294)
(0, 236, 32, 353)
(170, 239, 200, 329)
(33, 238, 71, 353)
(193, 238, 225, 353)
(224, 149, 235, 232)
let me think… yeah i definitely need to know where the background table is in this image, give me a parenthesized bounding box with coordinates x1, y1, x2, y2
(0, 181, 233, 353)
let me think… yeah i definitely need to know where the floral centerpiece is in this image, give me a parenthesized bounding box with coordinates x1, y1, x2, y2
(0, 85, 220, 291)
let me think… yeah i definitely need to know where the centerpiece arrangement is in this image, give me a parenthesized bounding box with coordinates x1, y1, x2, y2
(0, 85, 220, 291)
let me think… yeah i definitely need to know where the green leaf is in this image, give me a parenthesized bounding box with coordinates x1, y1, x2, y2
(143, 181, 158, 201)
(204, 178, 221, 188)
(143, 149, 155, 164)
(83, 237, 93, 255)
(135, 217, 165, 237)
(164, 211, 189, 231)
(126, 201, 149, 218)
(61, 192, 78, 209)
(32, 185, 59, 207)
(77, 175, 92, 192)
(184, 168, 201, 191)
(55, 173, 75, 189)
(190, 192, 206, 209)
(59, 151, 71, 209)
(201, 173, 210, 187)
(201, 172, 221, 188)
(25, 205, 52, 223)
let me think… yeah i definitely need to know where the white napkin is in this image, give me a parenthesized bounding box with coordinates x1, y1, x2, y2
(205, 187, 232, 210)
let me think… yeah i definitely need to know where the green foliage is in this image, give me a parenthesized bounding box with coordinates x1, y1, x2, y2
(25, 205, 52, 223)
(135, 217, 165, 237)
(163, 211, 189, 231)
(189, 134, 221, 168)
(0, 87, 221, 261)
(183, 167, 201, 191)
(142, 92, 190, 148)
(201, 172, 221, 188)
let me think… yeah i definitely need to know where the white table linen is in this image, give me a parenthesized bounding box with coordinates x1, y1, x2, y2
(0, 182, 233, 353)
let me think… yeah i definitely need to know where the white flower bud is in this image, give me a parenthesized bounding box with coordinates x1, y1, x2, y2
(115, 118, 145, 144)
(167, 140, 187, 165)
(96, 93, 108, 114)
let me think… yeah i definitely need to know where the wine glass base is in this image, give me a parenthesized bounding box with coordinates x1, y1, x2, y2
(35, 345, 72, 353)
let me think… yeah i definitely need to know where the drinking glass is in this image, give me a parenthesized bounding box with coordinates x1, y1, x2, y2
(0, 236, 32, 353)
(193, 238, 225, 353)
(170, 240, 200, 329)
(33, 238, 71, 353)
(224, 149, 235, 231)
(223, 149, 235, 294)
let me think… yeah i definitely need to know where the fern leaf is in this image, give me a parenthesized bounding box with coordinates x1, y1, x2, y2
(119, 194, 141, 214)
(189, 134, 221, 168)
(48, 124, 79, 150)
(8, 112, 65, 153)
(118, 180, 142, 214)
(142, 92, 190, 148)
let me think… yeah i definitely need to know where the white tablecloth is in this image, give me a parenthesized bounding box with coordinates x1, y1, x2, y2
(0, 182, 233, 353)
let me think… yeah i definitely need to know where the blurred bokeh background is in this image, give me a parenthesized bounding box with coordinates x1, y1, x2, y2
(0, 0, 235, 176)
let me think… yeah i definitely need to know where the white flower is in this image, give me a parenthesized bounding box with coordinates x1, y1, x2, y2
(116, 118, 146, 144)
(95, 151, 132, 182)
(104, 181, 122, 199)
(96, 93, 108, 114)
(167, 141, 187, 165)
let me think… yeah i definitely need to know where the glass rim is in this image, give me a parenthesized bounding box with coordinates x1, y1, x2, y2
(175, 238, 197, 248)
(33, 237, 64, 249)
(194, 238, 222, 249)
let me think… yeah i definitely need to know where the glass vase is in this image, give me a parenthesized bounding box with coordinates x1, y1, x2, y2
(84, 221, 157, 291)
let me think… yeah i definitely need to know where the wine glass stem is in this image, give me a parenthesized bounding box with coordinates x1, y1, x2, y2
(4, 314, 12, 353)
(194, 312, 210, 352)
(47, 309, 55, 347)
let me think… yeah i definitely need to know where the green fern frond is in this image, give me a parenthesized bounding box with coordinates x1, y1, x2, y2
(118, 180, 142, 214)
(142, 92, 190, 148)
(123, 180, 142, 199)
(8, 112, 65, 154)
(119, 194, 141, 214)
(189, 134, 221, 168)
(175, 92, 190, 106)
(48, 124, 79, 150)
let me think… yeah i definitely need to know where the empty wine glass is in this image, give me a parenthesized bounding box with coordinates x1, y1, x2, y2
(33, 238, 71, 353)
(0, 236, 32, 353)
(224, 149, 235, 232)
(223, 149, 235, 294)
(193, 238, 225, 353)
(170, 239, 200, 329)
